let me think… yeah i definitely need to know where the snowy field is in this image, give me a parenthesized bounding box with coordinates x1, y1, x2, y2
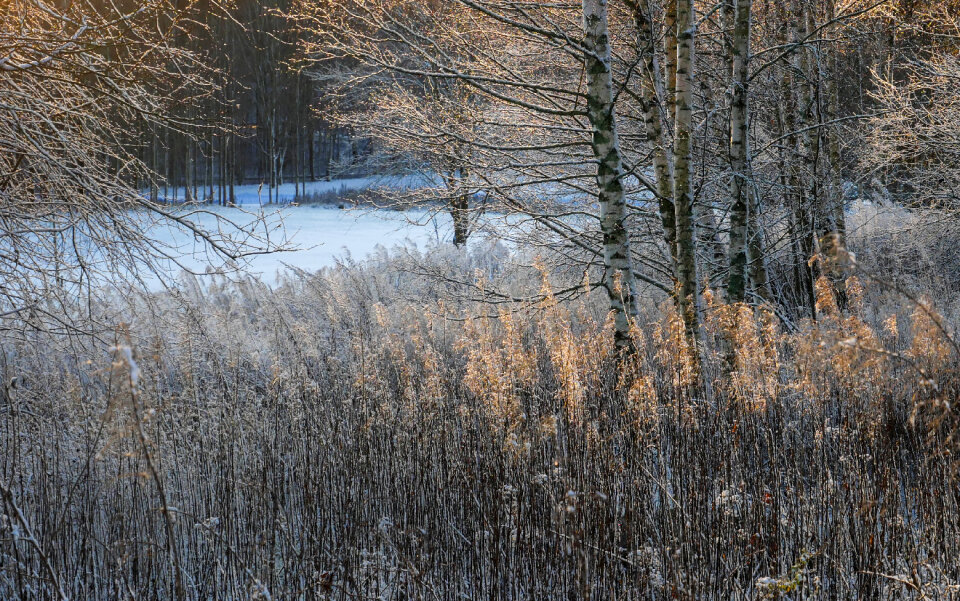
(142, 178, 456, 288)
(149, 204, 452, 288)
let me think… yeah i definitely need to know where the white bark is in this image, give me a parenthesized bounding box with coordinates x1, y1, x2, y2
(582, 0, 639, 349)
(672, 0, 701, 340)
(630, 0, 677, 271)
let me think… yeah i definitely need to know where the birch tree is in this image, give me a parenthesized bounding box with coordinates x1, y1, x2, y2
(296, 0, 658, 345)
(626, 0, 677, 273)
(725, 0, 752, 303)
(582, 0, 640, 348)
(672, 0, 701, 339)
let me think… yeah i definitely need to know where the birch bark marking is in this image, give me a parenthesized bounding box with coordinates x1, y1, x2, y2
(665, 0, 679, 122)
(726, 0, 751, 303)
(582, 0, 639, 349)
(630, 0, 678, 271)
(672, 0, 701, 340)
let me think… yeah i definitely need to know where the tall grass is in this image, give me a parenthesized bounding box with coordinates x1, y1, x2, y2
(1, 245, 958, 600)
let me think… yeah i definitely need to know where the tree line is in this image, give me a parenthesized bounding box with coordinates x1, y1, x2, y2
(133, 0, 368, 206)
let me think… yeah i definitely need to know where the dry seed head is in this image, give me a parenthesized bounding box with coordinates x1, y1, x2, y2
(883, 314, 899, 339)
(909, 300, 953, 369)
(815, 276, 839, 317)
(845, 276, 865, 315)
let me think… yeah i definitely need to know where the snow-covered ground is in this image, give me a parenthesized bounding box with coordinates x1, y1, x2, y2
(148, 203, 453, 289)
(141, 177, 455, 288)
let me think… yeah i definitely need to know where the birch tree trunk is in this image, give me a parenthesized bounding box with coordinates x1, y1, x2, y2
(664, 0, 678, 122)
(780, 0, 816, 317)
(582, 0, 640, 350)
(629, 0, 677, 270)
(672, 0, 701, 340)
(726, 0, 751, 303)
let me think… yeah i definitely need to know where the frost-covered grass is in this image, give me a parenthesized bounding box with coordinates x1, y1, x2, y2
(1, 242, 959, 600)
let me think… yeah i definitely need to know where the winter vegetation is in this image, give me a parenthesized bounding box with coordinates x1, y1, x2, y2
(2, 0, 960, 600)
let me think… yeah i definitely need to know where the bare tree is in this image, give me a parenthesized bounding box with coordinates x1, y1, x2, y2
(294, 0, 915, 342)
(672, 0, 701, 339)
(582, 0, 640, 349)
(725, 0, 752, 303)
(0, 0, 280, 330)
(296, 0, 659, 345)
(866, 48, 960, 211)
